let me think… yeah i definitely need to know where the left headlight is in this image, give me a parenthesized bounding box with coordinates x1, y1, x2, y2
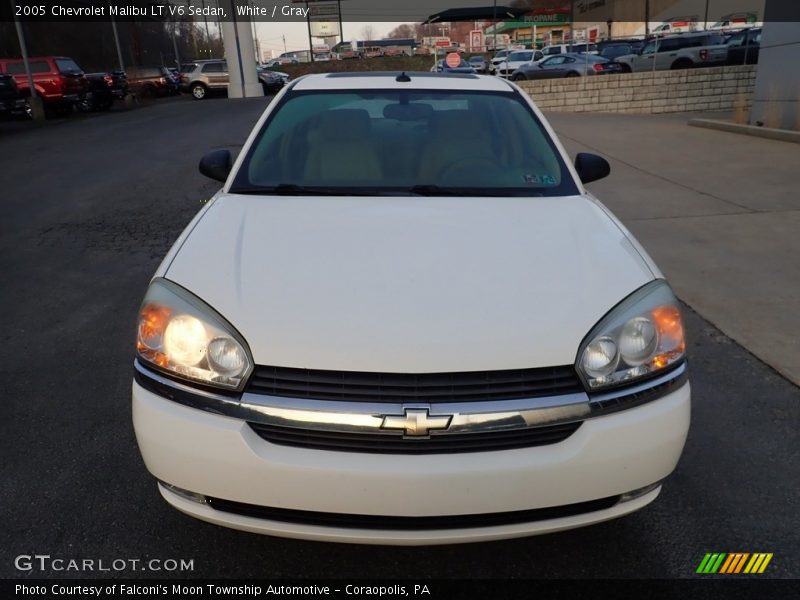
(136, 278, 253, 391)
(577, 280, 686, 391)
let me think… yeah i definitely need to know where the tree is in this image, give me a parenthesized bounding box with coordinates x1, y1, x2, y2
(387, 24, 416, 39)
(360, 25, 376, 41)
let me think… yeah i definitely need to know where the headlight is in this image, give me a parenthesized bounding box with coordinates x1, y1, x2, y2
(577, 280, 685, 390)
(136, 278, 253, 391)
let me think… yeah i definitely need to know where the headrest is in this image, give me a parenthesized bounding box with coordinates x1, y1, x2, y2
(432, 111, 488, 141)
(316, 109, 371, 141)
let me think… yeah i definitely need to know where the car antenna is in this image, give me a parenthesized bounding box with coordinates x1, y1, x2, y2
(396, 72, 411, 82)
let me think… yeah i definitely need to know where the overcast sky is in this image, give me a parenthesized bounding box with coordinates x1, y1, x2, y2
(253, 22, 406, 56)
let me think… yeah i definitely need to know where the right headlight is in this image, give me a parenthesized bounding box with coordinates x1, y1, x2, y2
(577, 280, 686, 390)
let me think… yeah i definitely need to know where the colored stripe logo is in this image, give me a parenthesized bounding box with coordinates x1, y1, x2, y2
(697, 553, 773, 574)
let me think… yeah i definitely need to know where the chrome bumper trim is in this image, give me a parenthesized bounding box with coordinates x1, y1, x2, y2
(134, 360, 687, 438)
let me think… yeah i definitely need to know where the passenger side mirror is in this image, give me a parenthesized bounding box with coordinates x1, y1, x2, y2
(199, 149, 232, 183)
(574, 153, 610, 184)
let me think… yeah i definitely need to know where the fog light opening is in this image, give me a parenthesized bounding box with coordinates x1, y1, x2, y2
(619, 481, 662, 503)
(160, 482, 208, 504)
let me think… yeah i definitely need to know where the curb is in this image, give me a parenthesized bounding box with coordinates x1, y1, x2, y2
(688, 118, 800, 144)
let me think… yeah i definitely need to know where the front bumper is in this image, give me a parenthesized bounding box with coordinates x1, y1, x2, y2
(132, 367, 690, 544)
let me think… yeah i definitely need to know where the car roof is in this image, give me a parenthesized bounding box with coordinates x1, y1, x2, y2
(290, 72, 514, 92)
(660, 31, 720, 39)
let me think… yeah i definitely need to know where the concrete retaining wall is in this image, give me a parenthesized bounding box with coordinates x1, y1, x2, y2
(518, 65, 757, 114)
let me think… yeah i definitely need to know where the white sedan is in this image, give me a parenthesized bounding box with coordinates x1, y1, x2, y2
(494, 49, 544, 78)
(132, 72, 690, 545)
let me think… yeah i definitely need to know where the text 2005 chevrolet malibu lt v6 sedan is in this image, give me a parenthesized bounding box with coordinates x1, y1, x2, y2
(132, 72, 690, 545)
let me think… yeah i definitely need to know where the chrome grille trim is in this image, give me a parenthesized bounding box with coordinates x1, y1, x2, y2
(134, 360, 687, 446)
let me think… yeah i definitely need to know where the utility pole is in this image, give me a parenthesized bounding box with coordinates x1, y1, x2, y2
(645, 0, 650, 36)
(10, 0, 44, 121)
(201, 0, 212, 54)
(283, 35, 287, 53)
(306, 0, 314, 62)
(111, 13, 125, 71)
(337, 0, 344, 44)
(704, 0, 711, 30)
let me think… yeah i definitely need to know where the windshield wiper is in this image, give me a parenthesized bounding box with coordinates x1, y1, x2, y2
(231, 184, 380, 196)
(408, 185, 508, 197)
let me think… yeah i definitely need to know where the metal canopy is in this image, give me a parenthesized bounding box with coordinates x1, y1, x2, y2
(422, 6, 527, 24)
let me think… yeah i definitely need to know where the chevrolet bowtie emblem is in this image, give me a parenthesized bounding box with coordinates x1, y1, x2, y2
(381, 408, 452, 437)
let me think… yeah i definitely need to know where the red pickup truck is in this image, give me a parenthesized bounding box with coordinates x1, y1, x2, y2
(0, 56, 89, 115)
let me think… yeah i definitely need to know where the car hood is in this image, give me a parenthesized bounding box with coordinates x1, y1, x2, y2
(165, 194, 654, 372)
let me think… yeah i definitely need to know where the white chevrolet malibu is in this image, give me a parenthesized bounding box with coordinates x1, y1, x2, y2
(133, 72, 690, 545)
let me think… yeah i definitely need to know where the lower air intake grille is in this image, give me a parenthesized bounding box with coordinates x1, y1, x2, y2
(207, 495, 621, 530)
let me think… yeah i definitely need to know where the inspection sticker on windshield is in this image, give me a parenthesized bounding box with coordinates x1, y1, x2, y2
(524, 174, 556, 185)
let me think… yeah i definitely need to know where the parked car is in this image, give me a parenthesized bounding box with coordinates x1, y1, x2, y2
(167, 67, 182, 89)
(495, 50, 544, 78)
(0, 56, 88, 116)
(125, 66, 176, 98)
(180, 59, 229, 99)
(133, 71, 691, 545)
(78, 71, 128, 112)
(488, 49, 514, 74)
(614, 32, 727, 72)
(0, 73, 25, 117)
(468, 55, 488, 74)
(597, 38, 645, 55)
(597, 39, 645, 61)
(513, 53, 623, 80)
(257, 67, 289, 94)
(651, 17, 700, 36)
(725, 27, 761, 65)
(431, 58, 476, 74)
(541, 43, 599, 56)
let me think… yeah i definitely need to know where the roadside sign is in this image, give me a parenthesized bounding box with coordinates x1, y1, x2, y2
(445, 52, 461, 68)
(435, 40, 451, 48)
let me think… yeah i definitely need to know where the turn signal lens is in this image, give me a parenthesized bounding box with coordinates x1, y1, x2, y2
(136, 279, 253, 390)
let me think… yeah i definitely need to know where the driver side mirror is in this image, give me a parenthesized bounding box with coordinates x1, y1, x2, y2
(575, 153, 610, 184)
(199, 149, 232, 183)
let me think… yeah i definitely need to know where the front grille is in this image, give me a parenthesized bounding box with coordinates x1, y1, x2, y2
(245, 364, 584, 403)
(207, 494, 620, 530)
(248, 421, 582, 454)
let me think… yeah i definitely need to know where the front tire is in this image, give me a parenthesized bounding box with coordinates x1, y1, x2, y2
(191, 83, 208, 100)
(565, 71, 580, 77)
(511, 73, 527, 82)
(619, 63, 632, 74)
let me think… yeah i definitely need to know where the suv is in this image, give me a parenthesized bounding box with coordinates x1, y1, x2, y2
(182, 60, 288, 99)
(615, 32, 727, 72)
(725, 27, 761, 65)
(125, 66, 176, 98)
(0, 56, 88, 115)
(0, 74, 24, 116)
(180, 59, 229, 99)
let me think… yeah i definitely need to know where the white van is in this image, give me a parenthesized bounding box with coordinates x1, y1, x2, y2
(651, 17, 699, 36)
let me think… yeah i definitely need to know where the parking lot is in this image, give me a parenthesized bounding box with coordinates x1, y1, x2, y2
(0, 97, 797, 579)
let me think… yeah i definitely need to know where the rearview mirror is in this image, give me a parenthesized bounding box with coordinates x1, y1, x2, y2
(199, 149, 232, 183)
(575, 153, 610, 184)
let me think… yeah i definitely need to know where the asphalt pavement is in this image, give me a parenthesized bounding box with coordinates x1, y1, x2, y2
(0, 98, 797, 580)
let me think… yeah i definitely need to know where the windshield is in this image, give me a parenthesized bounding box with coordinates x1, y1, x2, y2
(231, 89, 577, 196)
(55, 58, 82, 74)
(508, 51, 533, 62)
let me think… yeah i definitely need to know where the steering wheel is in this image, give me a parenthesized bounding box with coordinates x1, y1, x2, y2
(439, 157, 502, 182)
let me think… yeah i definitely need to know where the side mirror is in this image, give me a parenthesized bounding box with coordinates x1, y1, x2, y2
(575, 152, 610, 184)
(199, 149, 232, 183)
